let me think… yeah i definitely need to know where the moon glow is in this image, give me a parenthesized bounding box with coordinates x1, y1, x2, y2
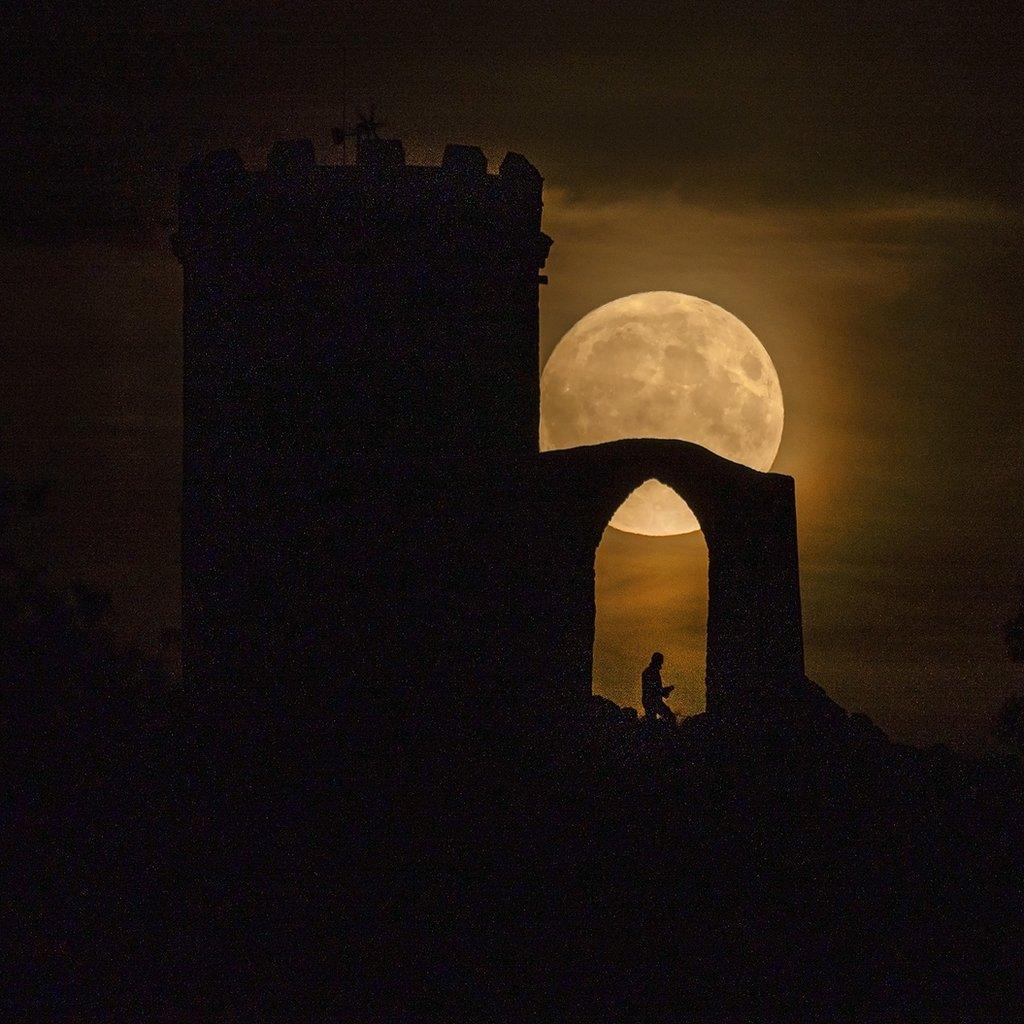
(540, 292, 784, 535)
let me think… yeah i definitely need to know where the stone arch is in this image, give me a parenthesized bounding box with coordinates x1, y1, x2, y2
(534, 439, 805, 715)
(593, 479, 710, 715)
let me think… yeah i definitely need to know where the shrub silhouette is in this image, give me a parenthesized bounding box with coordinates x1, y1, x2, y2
(3, 474, 187, 1014)
(1007, 585, 1024, 663)
(8, 472, 1024, 1020)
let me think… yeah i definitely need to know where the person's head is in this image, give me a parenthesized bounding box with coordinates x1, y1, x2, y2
(651, 652, 664, 667)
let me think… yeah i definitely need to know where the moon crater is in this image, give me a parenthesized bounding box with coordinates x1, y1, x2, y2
(540, 291, 784, 535)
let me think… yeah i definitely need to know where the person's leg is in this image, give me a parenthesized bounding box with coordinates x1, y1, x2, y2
(656, 700, 675, 725)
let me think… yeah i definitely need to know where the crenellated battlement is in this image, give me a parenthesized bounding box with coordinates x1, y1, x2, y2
(178, 135, 806, 737)
(174, 137, 549, 264)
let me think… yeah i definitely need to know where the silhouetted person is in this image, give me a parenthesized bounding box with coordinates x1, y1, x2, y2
(641, 652, 675, 725)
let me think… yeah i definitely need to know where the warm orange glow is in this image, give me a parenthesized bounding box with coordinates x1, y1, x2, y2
(540, 292, 783, 535)
(592, 525, 709, 718)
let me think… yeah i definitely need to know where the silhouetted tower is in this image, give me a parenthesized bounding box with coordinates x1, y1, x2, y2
(175, 135, 806, 732)
(175, 138, 552, 712)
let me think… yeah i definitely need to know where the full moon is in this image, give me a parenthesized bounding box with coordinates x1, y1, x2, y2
(540, 292, 784, 535)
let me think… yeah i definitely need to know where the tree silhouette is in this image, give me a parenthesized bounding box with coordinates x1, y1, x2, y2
(993, 585, 1024, 752)
(1006, 584, 1024, 663)
(3, 472, 188, 1018)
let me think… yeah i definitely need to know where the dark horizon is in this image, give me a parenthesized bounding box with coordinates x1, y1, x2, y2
(9, 8, 1024, 1020)
(3, 1, 1023, 750)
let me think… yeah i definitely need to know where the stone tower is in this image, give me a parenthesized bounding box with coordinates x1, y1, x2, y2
(175, 137, 805, 728)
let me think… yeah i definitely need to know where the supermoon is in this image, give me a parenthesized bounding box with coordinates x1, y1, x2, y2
(540, 292, 784, 535)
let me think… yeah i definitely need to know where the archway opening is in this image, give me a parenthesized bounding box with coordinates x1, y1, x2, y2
(592, 479, 709, 719)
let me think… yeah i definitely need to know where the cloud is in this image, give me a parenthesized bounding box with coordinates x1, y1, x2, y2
(555, 183, 1023, 746)
(4, 2, 1021, 243)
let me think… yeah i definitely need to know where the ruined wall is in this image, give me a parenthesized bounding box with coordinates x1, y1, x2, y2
(176, 139, 552, 716)
(530, 440, 805, 715)
(177, 138, 805, 729)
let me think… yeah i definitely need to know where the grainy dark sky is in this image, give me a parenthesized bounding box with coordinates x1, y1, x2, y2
(3, 1, 1022, 748)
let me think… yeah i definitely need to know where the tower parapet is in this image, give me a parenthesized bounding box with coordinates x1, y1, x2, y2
(175, 136, 805, 730)
(176, 138, 552, 696)
(174, 138, 551, 268)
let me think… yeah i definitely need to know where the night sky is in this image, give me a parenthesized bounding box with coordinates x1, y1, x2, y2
(4, 3, 1022, 748)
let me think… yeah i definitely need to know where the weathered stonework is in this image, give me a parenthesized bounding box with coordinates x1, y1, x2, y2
(176, 138, 805, 723)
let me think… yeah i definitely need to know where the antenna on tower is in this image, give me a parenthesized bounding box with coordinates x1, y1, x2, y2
(331, 47, 352, 164)
(333, 106, 389, 161)
(332, 50, 391, 163)
(353, 106, 386, 140)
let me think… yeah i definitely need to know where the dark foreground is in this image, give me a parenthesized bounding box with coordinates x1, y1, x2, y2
(11, 640, 1024, 1021)
(329, 691, 1024, 1022)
